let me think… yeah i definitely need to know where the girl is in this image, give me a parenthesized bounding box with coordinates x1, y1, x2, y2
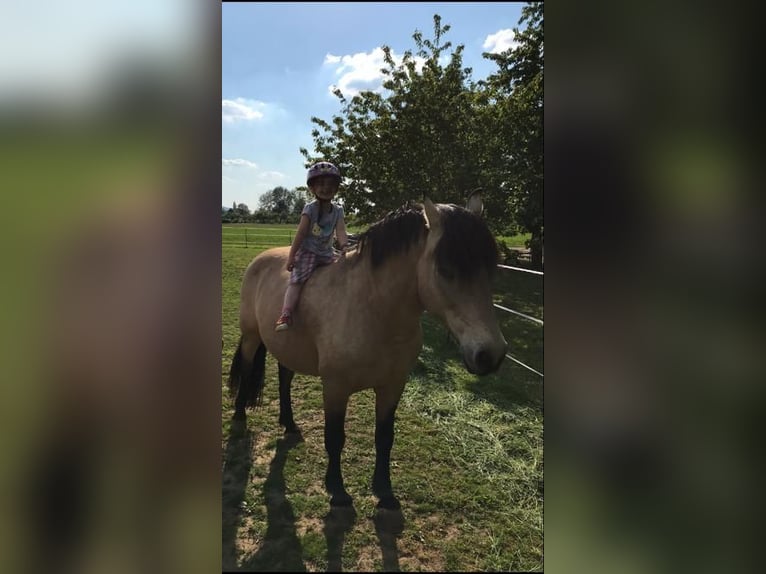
(275, 161, 348, 331)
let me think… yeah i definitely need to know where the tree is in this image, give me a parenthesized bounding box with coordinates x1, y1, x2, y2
(301, 15, 494, 224)
(299, 5, 544, 267)
(222, 202, 253, 223)
(292, 193, 307, 217)
(482, 2, 544, 267)
(258, 186, 309, 223)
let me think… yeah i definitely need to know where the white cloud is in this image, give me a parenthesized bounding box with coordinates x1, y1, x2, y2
(222, 175, 236, 183)
(257, 171, 285, 181)
(222, 98, 265, 123)
(323, 47, 426, 97)
(483, 29, 518, 54)
(222, 158, 258, 168)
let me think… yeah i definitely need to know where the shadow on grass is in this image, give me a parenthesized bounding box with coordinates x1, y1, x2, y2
(373, 508, 405, 572)
(322, 506, 357, 571)
(223, 417, 405, 572)
(222, 418, 254, 570)
(321, 506, 404, 572)
(240, 431, 307, 572)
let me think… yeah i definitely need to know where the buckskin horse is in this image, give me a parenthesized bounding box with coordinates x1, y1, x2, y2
(227, 194, 507, 509)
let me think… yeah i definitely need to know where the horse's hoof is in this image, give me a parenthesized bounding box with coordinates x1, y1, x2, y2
(376, 495, 401, 510)
(330, 493, 353, 507)
(283, 424, 299, 435)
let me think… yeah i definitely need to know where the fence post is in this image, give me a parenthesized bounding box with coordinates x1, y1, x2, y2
(245, 228, 248, 248)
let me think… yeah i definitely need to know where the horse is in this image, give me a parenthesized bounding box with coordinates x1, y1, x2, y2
(227, 194, 507, 510)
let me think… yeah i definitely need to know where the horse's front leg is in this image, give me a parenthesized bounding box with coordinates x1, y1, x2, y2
(323, 386, 352, 506)
(372, 383, 405, 510)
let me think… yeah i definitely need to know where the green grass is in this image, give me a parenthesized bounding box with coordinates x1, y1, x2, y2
(221, 223, 386, 249)
(221, 225, 532, 251)
(221, 244, 543, 572)
(497, 232, 532, 249)
(222, 224, 298, 250)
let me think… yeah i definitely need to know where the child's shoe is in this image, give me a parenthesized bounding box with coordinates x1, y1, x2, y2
(275, 312, 292, 332)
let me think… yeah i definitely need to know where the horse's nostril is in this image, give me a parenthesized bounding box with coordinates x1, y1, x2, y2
(474, 349, 492, 372)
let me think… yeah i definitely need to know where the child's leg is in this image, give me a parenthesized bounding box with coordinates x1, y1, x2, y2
(281, 283, 302, 315)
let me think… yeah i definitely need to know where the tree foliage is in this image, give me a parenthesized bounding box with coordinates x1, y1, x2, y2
(222, 202, 252, 223)
(222, 187, 310, 224)
(482, 2, 544, 266)
(301, 15, 490, 223)
(257, 186, 308, 220)
(299, 3, 544, 265)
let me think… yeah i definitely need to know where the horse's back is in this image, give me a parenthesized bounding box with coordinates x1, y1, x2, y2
(244, 246, 290, 280)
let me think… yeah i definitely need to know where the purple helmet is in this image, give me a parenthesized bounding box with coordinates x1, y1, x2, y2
(307, 161, 341, 185)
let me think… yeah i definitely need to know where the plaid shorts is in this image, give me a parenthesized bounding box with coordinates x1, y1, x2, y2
(289, 248, 335, 284)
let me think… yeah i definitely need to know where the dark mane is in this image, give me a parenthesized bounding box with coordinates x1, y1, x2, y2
(434, 204, 499, 279)
(353, 202, 499, 276)
(355, 205, 427, 268)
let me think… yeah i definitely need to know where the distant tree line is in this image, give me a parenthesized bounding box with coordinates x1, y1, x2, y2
(222, 186, 309, 224)
(223, 185, 366, 226)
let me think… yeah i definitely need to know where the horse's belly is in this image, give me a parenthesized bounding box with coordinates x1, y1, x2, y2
(316, 336, 423, 386)
(261, 331, 320, 376)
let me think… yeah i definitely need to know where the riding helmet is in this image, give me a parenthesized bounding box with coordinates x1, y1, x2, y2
(307, 161, 341, 185)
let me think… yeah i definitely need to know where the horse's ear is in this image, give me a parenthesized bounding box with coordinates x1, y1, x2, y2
(423, 197, 441, 231)
(466, 188, 484, 216)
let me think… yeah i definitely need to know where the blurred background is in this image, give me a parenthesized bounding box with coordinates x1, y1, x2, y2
(0, 1, 221, 573)
(547, 1, 764, 573)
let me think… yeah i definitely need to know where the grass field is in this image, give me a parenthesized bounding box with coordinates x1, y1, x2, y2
(221, 233, 544, 571)
(222, 223, 532, 251)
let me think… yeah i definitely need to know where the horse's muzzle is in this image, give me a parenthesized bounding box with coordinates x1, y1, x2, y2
(464, 344, 507, 376)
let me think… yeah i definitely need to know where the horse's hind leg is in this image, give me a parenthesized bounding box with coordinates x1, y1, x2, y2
(277, 363, 298, 433)
(372, 382, 405, 510)
(323, 386, 352, 507)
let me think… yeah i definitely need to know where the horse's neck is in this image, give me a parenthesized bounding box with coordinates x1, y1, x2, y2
(351, 245, 423, 324)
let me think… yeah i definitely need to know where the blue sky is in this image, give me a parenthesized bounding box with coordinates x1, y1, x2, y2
(222, 2, 525, 209)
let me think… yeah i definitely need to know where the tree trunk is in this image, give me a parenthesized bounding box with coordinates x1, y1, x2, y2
(530, 230, 543, 270)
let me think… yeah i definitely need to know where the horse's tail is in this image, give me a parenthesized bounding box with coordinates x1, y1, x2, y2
(228, 336, 267, 408)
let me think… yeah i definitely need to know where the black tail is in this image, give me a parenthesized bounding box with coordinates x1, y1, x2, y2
(228, 337, 267, 408)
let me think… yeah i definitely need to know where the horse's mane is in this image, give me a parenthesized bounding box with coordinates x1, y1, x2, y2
(433, 204, 499, 279)
(355, 204, 427, 268)
(354, 202, 499, 278)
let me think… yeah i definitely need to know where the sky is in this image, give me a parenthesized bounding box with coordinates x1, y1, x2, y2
(222, 2, 525, 210)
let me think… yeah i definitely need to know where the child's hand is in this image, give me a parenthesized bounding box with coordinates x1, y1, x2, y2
(286, 259, 294, 271)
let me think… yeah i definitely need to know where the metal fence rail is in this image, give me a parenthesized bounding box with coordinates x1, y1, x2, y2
(495, 264, 544, 378)
(498, 264, 544, 276)
(222, 229, 293, 248)
(504, 354, 544, 378)
(493, 303, 543, 327)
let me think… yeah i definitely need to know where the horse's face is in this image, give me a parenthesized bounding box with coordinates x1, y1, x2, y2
(417, 197, 507, 375)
